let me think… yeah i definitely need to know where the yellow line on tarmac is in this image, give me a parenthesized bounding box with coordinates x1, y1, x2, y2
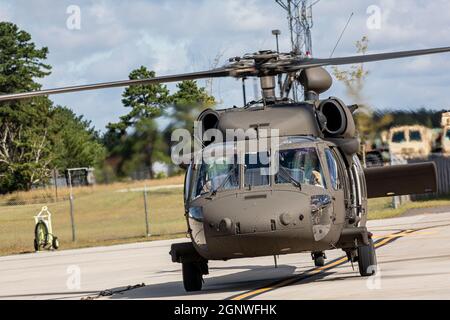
(311, 257, 348, 274)
(373, 230, 414, 240)
(231, 256, 349, 300)
(374, 230, 414, 248)
(231, 230, 413, 301)
(231, 278, 295, 301)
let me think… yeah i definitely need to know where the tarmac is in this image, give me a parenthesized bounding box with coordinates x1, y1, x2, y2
(1, 210, 449, 300)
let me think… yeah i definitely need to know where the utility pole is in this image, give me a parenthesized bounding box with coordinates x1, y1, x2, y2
(275, 0, 317, 56)
(275, 0, 319, 100)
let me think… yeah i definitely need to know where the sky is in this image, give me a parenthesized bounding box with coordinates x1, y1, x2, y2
(1, 0, 450, 131)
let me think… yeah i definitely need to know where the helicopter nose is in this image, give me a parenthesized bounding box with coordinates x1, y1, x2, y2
(194, 190, 337, 260)
(203, 192, 312, 235)
(197, 192, 316, 259)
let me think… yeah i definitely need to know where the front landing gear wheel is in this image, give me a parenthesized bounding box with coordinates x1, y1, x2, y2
(358, 239, 377, 277)
(182, 262, 203, 292)
(312, 252, 327, 267)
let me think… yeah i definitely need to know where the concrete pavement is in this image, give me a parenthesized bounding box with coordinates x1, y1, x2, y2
(1, 211, 450, 300)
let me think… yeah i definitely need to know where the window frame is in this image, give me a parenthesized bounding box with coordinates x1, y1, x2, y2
(190, 144, 240, 200)
(244, 151, 272, 189)
(275, 146, 327, 189)
(324, 148, 341, 191)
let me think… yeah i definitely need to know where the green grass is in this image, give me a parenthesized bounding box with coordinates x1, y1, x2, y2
(368, 196, 450, 220)
(2, 177, 450, 257)
(0, 186, 187, 256)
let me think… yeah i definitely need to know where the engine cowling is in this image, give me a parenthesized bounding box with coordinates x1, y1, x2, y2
(196, 109, 221, 145)
(318, 98, 356, 138)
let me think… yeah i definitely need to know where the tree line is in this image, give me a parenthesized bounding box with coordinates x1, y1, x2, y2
(0, 22, 214, 194)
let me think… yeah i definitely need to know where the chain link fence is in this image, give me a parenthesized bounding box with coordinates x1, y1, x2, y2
(0, 177, 186, 256)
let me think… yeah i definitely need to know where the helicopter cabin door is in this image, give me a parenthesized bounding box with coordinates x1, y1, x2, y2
(320, 145, 348, 228)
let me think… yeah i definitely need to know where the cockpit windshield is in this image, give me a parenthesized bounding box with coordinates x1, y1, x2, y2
(191, 150, 239, 199)
(276, 147, 326, 188)
(188, 141, 327, 199)
(245, 152, 271, 187)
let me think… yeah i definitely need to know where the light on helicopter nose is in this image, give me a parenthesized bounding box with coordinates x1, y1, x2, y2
(219, 218, 233, 233)
(188, 207, 204, 222)
(280, 212, 294, 226)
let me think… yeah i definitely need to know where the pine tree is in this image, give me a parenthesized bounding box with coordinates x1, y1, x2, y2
(0, 23, 107, 193)
(0, 22, 53, 193)
(163, 80, 216, 158)
(106, 66, 170, 179)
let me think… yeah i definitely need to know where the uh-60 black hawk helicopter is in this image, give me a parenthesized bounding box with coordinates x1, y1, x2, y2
(0, 41, 447, 292)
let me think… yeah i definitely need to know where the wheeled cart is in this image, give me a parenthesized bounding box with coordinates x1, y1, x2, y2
(34, 206, 60, 251)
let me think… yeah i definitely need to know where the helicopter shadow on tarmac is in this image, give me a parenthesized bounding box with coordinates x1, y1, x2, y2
(106, 264, 348, 300)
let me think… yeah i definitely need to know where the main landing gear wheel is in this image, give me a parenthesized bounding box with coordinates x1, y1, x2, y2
(312, 252, 327, 267)
(358, 238, 378, 277)
(182, 262, 204, 292)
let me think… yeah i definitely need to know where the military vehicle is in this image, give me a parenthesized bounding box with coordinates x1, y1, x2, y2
(388, 125, 434, 159)
(441, 112, 450, 155)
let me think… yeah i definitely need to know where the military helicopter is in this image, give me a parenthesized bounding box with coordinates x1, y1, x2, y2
(0, 43, 446, 292)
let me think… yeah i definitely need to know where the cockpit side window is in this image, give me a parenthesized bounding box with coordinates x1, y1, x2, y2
(325, 148, 340, 190)
(276, 147, 326, 188)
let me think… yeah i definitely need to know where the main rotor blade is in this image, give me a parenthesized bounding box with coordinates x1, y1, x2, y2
(293, 46, 450, 69)
(0, 69, 230, 102)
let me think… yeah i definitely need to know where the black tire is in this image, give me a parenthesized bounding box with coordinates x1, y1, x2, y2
(52, 237, 60, 250)
(35, 221, 49, 248)
(312, 252, 326, 267)
(182, 262, 203, 292)
(34, 239, 39, 252)
(314, 256, 325, 267)
(358, 239, 377, 277)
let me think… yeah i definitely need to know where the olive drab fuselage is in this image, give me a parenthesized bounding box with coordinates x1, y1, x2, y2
(183, 101, 368, 261)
